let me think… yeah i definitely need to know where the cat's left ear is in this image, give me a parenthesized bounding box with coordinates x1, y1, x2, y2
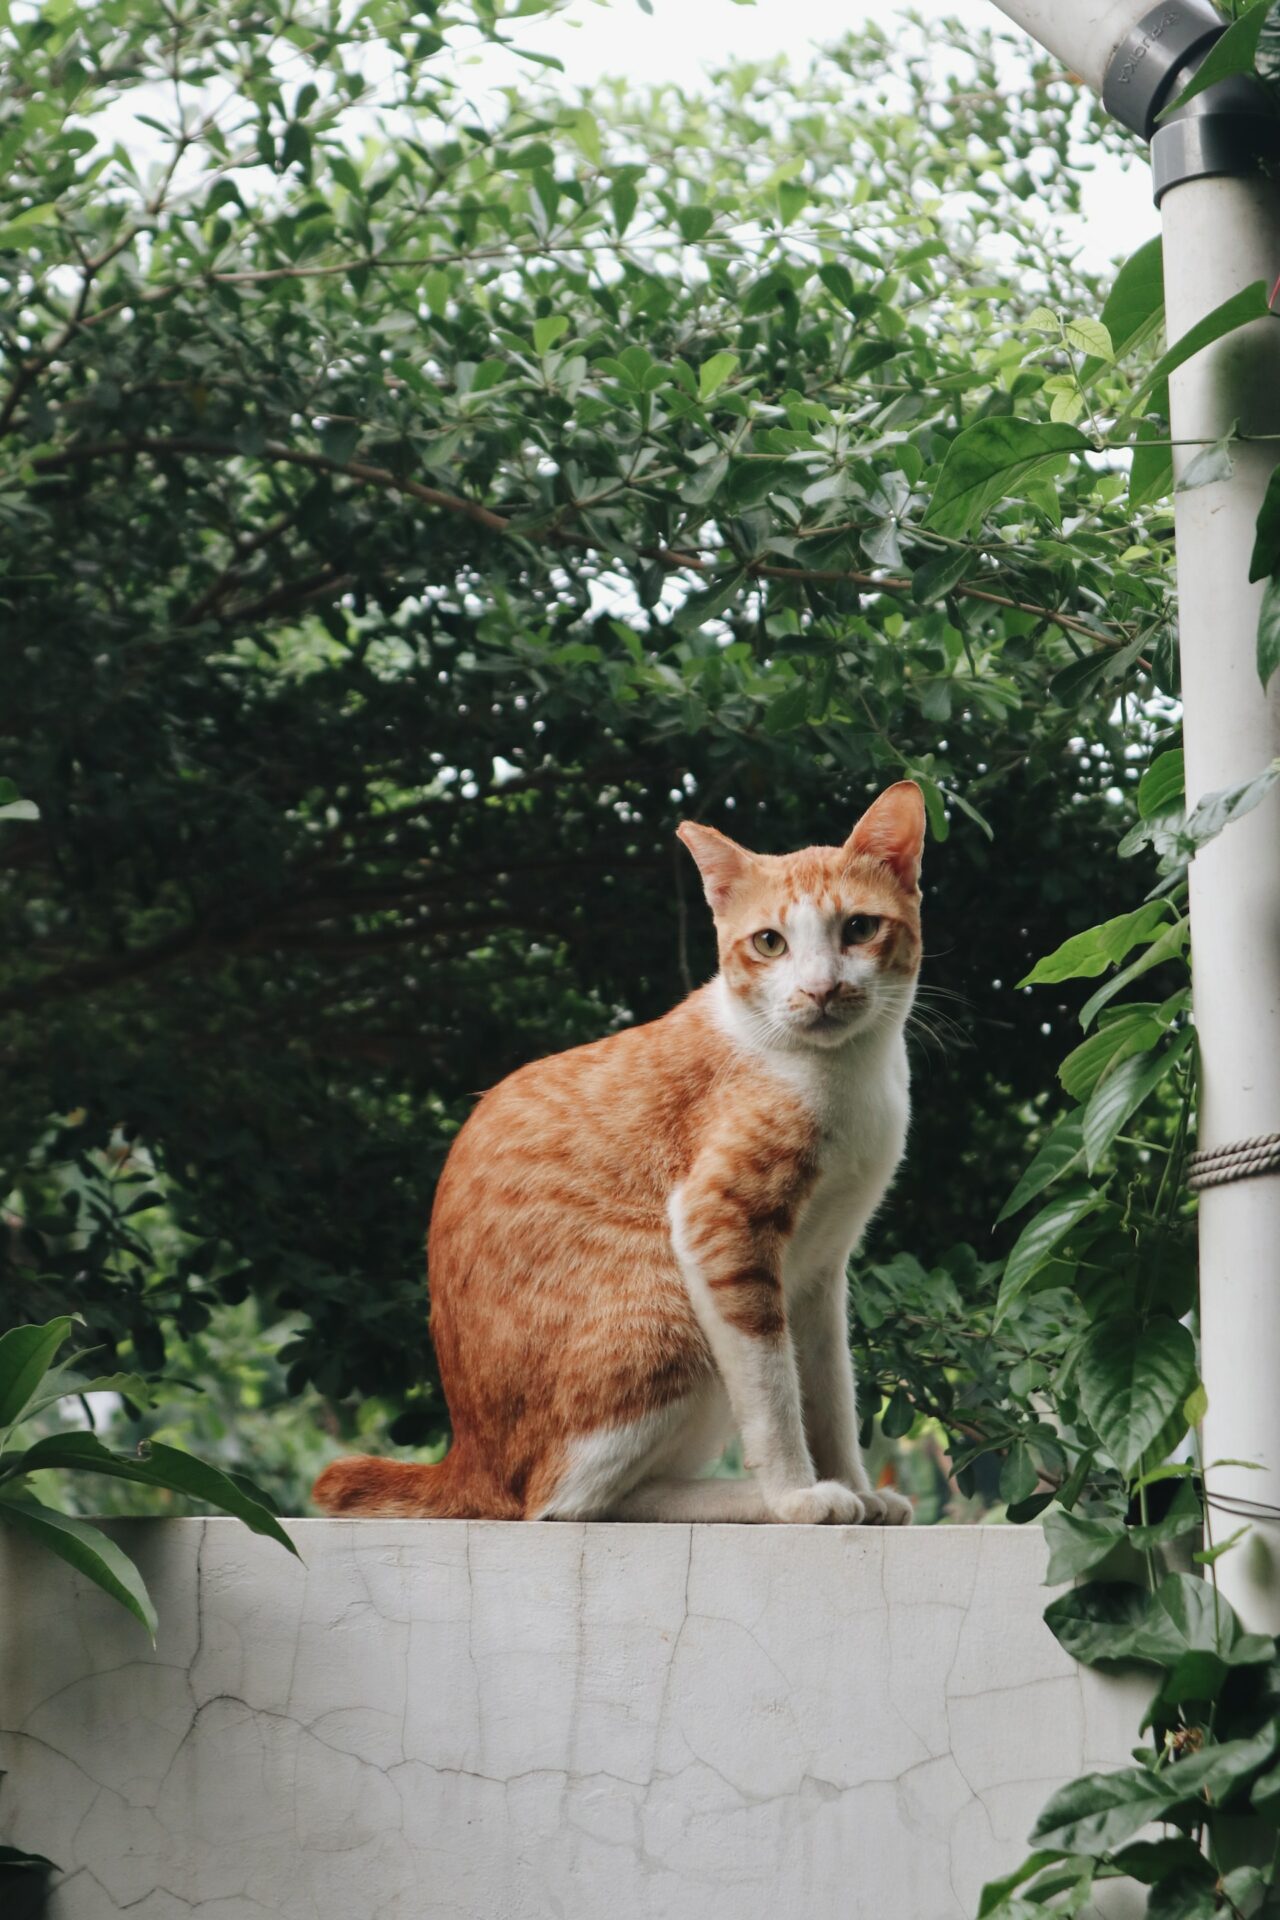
(676, 821, 754, 912)
(845, 782, 926, 892)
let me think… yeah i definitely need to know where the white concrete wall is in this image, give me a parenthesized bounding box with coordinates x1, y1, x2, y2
(0, 1520, 1144, 1920)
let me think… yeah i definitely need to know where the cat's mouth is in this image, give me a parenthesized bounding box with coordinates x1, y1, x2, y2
(799, 1000, 868, 1041)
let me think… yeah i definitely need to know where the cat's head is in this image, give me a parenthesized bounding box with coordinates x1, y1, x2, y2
(677, 783, 924, 1052)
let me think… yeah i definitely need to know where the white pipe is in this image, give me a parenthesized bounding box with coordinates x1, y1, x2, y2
(986, 2, 1280, 1626)
(983, 0, 1177, 93)
(1162, 175, 1280, 1628)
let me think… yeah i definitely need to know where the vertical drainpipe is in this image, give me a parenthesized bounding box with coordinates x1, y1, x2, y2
(986, 1, 1280, 1627)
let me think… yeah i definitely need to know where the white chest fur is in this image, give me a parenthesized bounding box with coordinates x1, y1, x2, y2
(772, 1029, 910, 1298)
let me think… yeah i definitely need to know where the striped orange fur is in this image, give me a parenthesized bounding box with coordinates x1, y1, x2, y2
(313, 782, 925, 1525)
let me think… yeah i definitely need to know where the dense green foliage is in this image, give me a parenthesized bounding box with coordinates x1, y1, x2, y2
(7, 0, 1280, 1910)
(3, 0, 1186, 1471)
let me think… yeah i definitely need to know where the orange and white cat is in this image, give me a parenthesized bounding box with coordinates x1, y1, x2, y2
(313, 782, 924, 1525)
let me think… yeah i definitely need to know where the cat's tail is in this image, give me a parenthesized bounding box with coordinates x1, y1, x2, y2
(311, 1448, 495, 1518)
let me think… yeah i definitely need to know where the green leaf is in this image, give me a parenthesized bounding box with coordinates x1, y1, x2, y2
(1020, 902, 1170, 986)
(1030, 1766, 1177, 1856)
(319, 418, 360, 465)
(1058, 1009, 1165, 1102)
(1182, 760, 1280, 855)
(1184, 1381, 1209, 1429)
(1145, 1867, 1217, 1920)
(926, 419, 1088, 539)
(1251, 464, 1280, 581)
(1258, 576, 1280, 691)
(1162, 1, 1273, 116)
(570, 108, 602, 165)
(977, 1852, 1062, 1917)
(1079, 918, 1189, 1031)
(16, 1432, 298, 1555)
(533, 314, 569, 354)
(1111, 1838, 1212, 1887)
(1250, 1759, 1280, 1812)
(1194, 1523, 1248, 1567)
(1043, 1580, 1151, 1665)
(763, 683, 810, 734)
(910, 545, 977, 604)
(501, 142, 556, 171)
(880, 1385, 915, 1439)
(1098, 236, 1165, 363)
(1042, 1506, 1127, 1584)
(698, 351, 738, 402)
(1161, 1726, 1279, 1804)
(1219, 1867, 1269, 1918)
(0, 1318, 73, 1428)
(999, 1441, 1037, 1506)
(1122, 281, 1274, 428)
(1139, 750, 1185, 820)
(610, 177, 637, 234)
(1076, 1313, 1197, 1475)
(1064, 317, 1112, 361)
(0, 1492, 157, 1638)
(676, 206, 714, 243)
(1081, 1027, 1192, 1172)
(1133, 1573, 1274, 1700)
(995, 1186, 1106, 1327)
(1130, 416, 1175, 509)
(1176, 430, 1235, 493)
(997, 1114, 1085, 1224)
(1129, 1479, 1203, 1550)
(19, 1370, 161, 1426)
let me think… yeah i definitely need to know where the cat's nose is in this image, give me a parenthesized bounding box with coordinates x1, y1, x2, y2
(800, 983, 839, 1008)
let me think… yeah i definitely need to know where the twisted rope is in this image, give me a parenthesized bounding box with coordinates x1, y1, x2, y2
(1186, 1130, 1280, 1192)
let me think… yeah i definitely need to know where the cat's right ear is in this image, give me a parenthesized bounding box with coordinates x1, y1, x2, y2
(677, 822, 753, 912)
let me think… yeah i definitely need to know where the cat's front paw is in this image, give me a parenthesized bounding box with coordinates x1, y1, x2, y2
(857, 1488, 914, 1527)
(769, 1480, 866, 1525)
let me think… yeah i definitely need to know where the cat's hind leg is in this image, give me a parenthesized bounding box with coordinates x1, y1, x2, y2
(609, 1477, 770, 1522)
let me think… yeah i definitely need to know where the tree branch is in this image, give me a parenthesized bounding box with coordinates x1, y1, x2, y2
(29, 433, 1122, 644)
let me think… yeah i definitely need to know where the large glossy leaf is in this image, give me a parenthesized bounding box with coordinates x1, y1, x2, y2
(1019, 902, 1169, 987)
(1157, 1727, 1279, 1806)
(1129, 1574, 1274, 1704)
(1042, 1506, 1126, 1585)
(1128, 1480, 1202, 1551)
(1162, 0, 1273, 115)
(1081, 1028, 1192, 1172)
(19, 1369, 161, 1426)
(15, 1432, 298, 1556)
(1138, 751, 1185, 821)
(1144, 1865, 1217, 1920)
(977, 1852, 1061, 1917)
(1030, 1767, 1176, 1856)
(0, 1492, 157, 1638)
(1079, 919, 1189, 1031)
(1058, 1008, 1165, 1102)
(925, 419, 1087, 539)
(1253, 465, 1280, 580)
(1076, 1314, 1196, 1475)
(996, 1115, 1084, 1225)
(994, 1187, 1106, 1328)
(1043, 1581, 1152, 1667)
(1095, 236, 1164, 366)
(0, 1319, 73, 1429)
(1119, 281, 1274, 427)
(1258, 575, 1280, 692)
(1110, 1838, 1214, 1887)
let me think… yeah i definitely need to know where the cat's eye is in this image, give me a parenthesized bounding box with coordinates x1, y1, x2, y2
(752, 929, 788, 958)
(843, 914, 881, 946)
